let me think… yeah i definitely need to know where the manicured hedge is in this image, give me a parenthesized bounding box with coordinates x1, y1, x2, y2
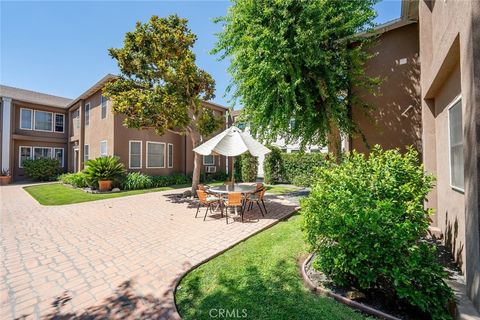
(234, 152, 258, 182)
(263, 146, 326, 186)
(23, 158, 62, 181)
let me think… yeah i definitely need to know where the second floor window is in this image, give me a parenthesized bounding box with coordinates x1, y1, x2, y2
(75, 109, 80, 128)
(85, 103, 90, 126)
(55, 114, 64, 133)
(101, 96, 107, 119)
(34, 111, 53, 131)
(20, 108, 32, 130)
(100, 140, 108, 157)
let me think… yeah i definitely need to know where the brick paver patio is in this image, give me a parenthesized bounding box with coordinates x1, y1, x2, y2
(0, 183, 298, 319)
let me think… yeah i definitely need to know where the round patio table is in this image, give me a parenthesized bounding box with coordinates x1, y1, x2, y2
(208, 184, 257, 195)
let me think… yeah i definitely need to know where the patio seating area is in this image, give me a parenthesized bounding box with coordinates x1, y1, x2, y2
(0, 183, 298, 319)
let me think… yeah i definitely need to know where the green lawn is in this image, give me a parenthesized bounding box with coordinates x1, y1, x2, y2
(24, 183, 190, 206)
(265, 184, 302, 194)
(175, 215, 367, 320)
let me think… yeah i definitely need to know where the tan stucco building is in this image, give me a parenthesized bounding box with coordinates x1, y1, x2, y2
(0, 75, 228, 182)
(347, 0, 479, 311)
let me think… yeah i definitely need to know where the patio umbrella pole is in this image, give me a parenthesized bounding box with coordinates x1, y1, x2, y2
(231, 156, 235, 185)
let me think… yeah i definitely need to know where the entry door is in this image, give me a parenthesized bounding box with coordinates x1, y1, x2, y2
(73, 148, 79, 172)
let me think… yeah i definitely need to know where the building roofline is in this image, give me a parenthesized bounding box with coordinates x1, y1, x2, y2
(0, 84, 72, 109)
(66, 74, 118, 108)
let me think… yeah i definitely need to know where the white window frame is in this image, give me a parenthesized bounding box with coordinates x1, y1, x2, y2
(53, 148, 65, 167)
(19, 108, 33, 130)
(85, 102, 90, 126)
(33, 110, 53, 132)
(100, 140, 108, 157)
(146, 141, 166, 168)
(54, 113, 65, 133)
(33, 147, 52, 160)
(203, 155, 215, 165)
(447, 94, 464, 193)
(84, 144, 89, 162)
(167, 143, 174, 168)
(101, 96, 107, 119)
(75, 109, 80, 129)
(18, 146, 32, 168)
(129, 140, 142, 169)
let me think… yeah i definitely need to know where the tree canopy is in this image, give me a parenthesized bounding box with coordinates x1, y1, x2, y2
(104, 15, 224, 191)
(104, 15, 221, 136)
(213, 0, 380, 148)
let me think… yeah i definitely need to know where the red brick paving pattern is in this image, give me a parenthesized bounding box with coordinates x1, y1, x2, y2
(0, 184, 297, 319)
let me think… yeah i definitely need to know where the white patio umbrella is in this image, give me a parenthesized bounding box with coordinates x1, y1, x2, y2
(193, 126, 270, 183)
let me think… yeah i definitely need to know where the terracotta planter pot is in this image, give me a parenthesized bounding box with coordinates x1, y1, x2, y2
(0, 176, 12, 185)
(98, 180, 113, 192)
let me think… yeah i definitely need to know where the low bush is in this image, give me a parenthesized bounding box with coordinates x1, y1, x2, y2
(58, 172, 88, 188)
(200, 171, 228, 183)
(121, 172, 153, 190)
(23, 158, 61, 181)
(301, 146, 453, 320)
(263, 147, 326, 185)
(83, 156, 126, 187)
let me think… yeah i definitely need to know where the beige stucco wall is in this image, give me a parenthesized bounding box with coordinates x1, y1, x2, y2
(351, 23, 422, 155)
(82, 91, 114, 161)
(419, 0, 479, 309)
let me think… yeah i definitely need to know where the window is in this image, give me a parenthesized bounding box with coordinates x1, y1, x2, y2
(84, 145, 89, 162)
(147, 142, 165, 168)
(19, 146, 32, 168)
(448, 96, 464, 191)
(33, 147, 52, 160)
(101, 96, 107, 119)
(55, 114, 64, 132)
(20, 108, 32, 130)
(75, 109, 80, 128)
(129, 141, 142, 169)
(85, 103, 90, 126)
(168, 143, 174, 168)
(100, 140, 108, 157)
(54, 148, 64, 167)
(34, 111, 53, 131)
(203, 155, 215, 165)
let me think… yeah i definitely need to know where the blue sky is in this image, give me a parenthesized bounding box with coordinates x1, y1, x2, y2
(0, 0, 401, 107)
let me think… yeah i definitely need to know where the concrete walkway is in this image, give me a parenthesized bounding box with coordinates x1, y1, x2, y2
(0, 183, 298, 319)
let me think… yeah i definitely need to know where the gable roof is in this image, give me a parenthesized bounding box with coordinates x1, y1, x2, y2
(0, 85, 72, 108)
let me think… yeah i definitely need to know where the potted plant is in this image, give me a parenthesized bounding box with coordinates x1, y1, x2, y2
(83, 156, 126, 192)
(0, 169, 11, 185)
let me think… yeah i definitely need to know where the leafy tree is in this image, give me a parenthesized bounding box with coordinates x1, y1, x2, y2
(213, 0, 380, 157)
(104, 15, 224, 192)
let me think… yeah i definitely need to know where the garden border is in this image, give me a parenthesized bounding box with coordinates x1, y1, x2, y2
(172, 206, 301, 319)
(301, 253, 402, 320)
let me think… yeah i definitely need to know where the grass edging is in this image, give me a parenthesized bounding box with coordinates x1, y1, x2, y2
(172, 206, 301, 320)
(300, 254, 401, 320)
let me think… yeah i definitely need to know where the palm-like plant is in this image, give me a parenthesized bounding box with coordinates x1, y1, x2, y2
(83, 156, 126, 185)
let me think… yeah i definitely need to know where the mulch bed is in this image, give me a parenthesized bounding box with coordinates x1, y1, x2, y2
(304, 240, 460, 320)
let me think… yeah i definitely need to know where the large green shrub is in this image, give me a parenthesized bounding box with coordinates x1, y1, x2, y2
(121, 172, 153, 190)
(23, 158, 61, 181)
(240, 153, 258, 182)
(83, 156, 126, 187)
(58, 172, 88, 188)
(301, 146, 453, 319)
(263, 147, 326, 185)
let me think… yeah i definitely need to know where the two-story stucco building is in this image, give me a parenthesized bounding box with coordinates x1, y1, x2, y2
(0, 75, 228, 181)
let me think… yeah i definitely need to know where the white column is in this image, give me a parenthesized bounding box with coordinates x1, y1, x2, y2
(1, 97, 12, 172)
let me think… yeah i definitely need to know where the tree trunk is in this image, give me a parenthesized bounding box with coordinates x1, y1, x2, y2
(327, 122, 342, 163)
(189, 129, 202, 194)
